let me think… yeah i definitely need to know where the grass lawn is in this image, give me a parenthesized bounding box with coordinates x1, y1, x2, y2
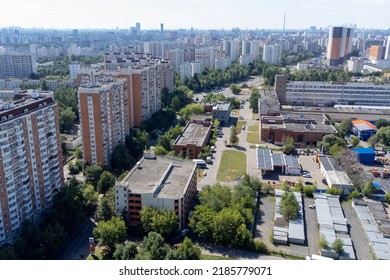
(247, 132, 260, 144)
(252, 113, 259, 120)
(86, 246, 103, 260)
(248, 125, 259, 132)
(236, 120, 247, 134)
(217, 150, 246, 181)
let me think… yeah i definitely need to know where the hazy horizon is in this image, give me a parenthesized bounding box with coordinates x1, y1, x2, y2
(0, 0, 389, 31)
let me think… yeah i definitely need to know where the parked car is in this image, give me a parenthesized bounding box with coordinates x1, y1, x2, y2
(309, 204, 316, 209)
(180, 228, 189, 236)
(302, 173, 312, 178)
(305, 181, 313, 185)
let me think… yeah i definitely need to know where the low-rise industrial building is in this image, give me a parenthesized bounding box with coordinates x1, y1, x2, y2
(115, 155, 198, 229)
(319, 156, 353, 194)
(353, 199, 390, 260)
(261, 113, 337, 146)
(172, 122, 212, 159)
(353, 147, 376, 165)
(314, 194, 356, 260)
(212, 101, 231, 125)
(257, 148, 301, 175)
(352, 120, 377, 141)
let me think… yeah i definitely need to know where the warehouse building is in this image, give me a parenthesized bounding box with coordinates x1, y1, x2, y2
(314, 194, 356, 260)
(257, 148, 301, 175)
(319, 156, 353, 194)
(352, 200, 390, 260)
(273, 190, 305, 245)
(352, 120, 377, 141)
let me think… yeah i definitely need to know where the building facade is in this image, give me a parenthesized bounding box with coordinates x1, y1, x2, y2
(0, 91, 64, 245)
(326, 26, 354, 67)
(263, 44, 282, 65)
(115, 156, 197, 229)
(172, 122, 212, 159)
(0, 54, 36, 79)
(78, 77, 129, 166)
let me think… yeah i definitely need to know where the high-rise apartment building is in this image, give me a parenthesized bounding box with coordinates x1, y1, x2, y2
(168, 49, 184, 72)
(180, 62, 192, 82)
(143, 41, 164, 58)
(78, 77, 129, 166)
(0, 53, 36, 79)
(0, 90, 64, 245)
(69, 63, 81, 79)
(194, 47, 215, 70)
(326, 26, 354, 67)
(263, 44, 282, 65)
(369, 45, 384, 60)
(385, 36, 390, 60)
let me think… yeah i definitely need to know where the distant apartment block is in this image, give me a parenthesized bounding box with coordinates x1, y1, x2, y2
(0, 53, 36, 79)
(115, 156, 197, 229)
(326, 26, 354, 67)
(69, 63, 81, 79)
(168, 49, 185, 72)
(274, 75, 390, 107)
(0, 79, 41, 90)
(78, 77, 129, 166)
(195, 47, 215, 70)
(215, 58, 231, 70)
(180, 63, 192, 82)
(172, 122, 212, 159)
(347, 57, 364, 72)
(263, 44, 282, 65)
(0, 90, 64, 245)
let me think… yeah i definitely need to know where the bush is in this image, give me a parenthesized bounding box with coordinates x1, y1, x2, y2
(249, 240, 269, 254)
(303, 185, 316, 197)
(326, 187, 343, 196)
(68, 163, 79, 174)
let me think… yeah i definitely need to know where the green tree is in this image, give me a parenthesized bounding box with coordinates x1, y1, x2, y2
(97, 171, 116, 194)
(93, 217, 126, 255)
(42, 223, 67, 258)
(280, 191, 299, 220)
(48, 184, 86, 232)
(229, 125, 239, 146)
(153, 145, 168, 155)
(375, 119, 390, 129)
(263, 183, 273, 194)
(349, 189, 361, 199)
(351, 136, 360, 147)
(319, 233, 329, 250)
(332, 238, 344, 254)
(199, 185, 231, 212)
(113, 242, 138, 260)
(232, 223, 253, 249)
(140, 232, 170, 260)
(54, 87, 78, 117)
(95, 196, 115, 222)
(249, 88, 260, 113)
(59, 107, 76, 133)
(362, 180, 376, 197)
(74, 146, 83, 159)
(170, 95, 182, 111)
(230, 84, 241, 94)
(140, 207, 178, 238)
(111, 144, 135, 173)
(375, 126, 390, 146)
(385, 192, 390, 204)
(189, 205, 216, 240)
(82, 184, 99, 213)
(178, 104, 204, 116)
(157, 134, 172, 151)
(84, 165, 103, 187)
(173, 237, 201, 260)
(337, 119, 353, 138)
(326, 187, 343, 196)
(303, 184, 316, 197)
(212, 208, 246, 246)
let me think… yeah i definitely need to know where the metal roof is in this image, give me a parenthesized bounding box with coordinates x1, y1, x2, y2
(257, 148, 273, 170)
(272, 153, 285, 166)
(285, 155, 300, 169)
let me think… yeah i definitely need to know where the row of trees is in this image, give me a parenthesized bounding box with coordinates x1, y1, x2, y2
(189, 178, 268, 253)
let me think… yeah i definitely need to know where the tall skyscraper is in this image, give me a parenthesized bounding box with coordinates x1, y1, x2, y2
(0, 90, 64, 245)
(326, 26, 354, 67)
(160, 23, 164, 33)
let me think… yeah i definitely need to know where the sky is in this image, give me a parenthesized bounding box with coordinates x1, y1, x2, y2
(1, 0, 389, 30)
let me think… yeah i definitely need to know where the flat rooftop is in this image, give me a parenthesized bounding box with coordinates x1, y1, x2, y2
(213, 101, 231, 111)
(173, 122, 211, 147)
(119, 157, 196, 198)
(262, 113, 337, 134)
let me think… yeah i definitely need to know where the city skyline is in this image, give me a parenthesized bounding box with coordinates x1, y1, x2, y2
(1, 0, 389, 31)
